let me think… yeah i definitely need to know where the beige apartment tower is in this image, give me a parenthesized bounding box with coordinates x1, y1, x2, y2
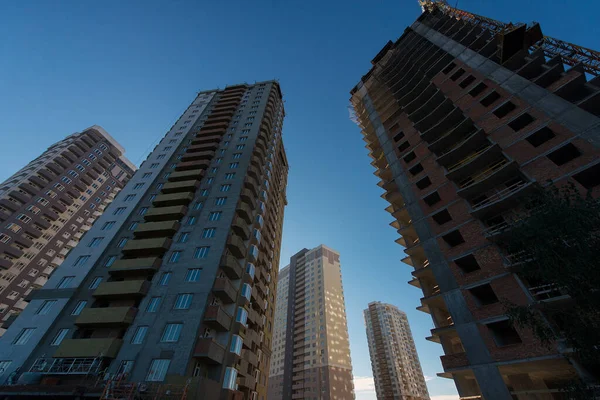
(268, 245, 354, 400)
(364, 302, 429, 400)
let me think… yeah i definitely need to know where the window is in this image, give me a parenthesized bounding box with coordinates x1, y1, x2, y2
(104, 256, 117, 267)
(230, 335, 243, 355)
(220, 184, 231, 192)
(508, 113, 535, 131)
(225, 173, 235, 179)
(442, 230, 465, 247)
(573, 163, 600, 189)
(442, 62, 456, 74)
(241, 283, 252, 301)
(397, 141, 410, 152)
(432, 209, 452, 225)
(409, 163, 424, 176)
(493, 102, 517, 118)
(416, 177, 432, 190)
(146, 297, 162, 312)
(101, 221, 115, 231)
(459, 75, 476, 88)
(215, 197, 227, 205)
(117, 238, 128, 248)
(209, 212, 221, 221)
(159, 272, 172, 286)
(157, 154, 166, 160)
(215, 158, 222, 164)
(526, 127, 555, 147)
(128, 222, 138, 231)
(423, 191, 441, 206)
(487, 320, 522, 346)
(223, 367, 238, 390)
(480, 91, 501, 107)
(403, 151, 416, 163)
(229, 163, 239, 169)
(174, 294, 193, 310)
(202, 228, 216, 238)
(50, 329, 70, 346)
(194, 247, 210, 259)
(138, 207, 148, 216)
(233, 153, 241, 159)
(61, 177, 72, 184)
(235, 307, 248, 326)
(89, 277, 102, 289)
(469, 284, 499, 306)
(161, 323, 183, 342)
(178, 232, 189, 243)
(146, 359, 171, 382)
(89, 237, 105, 248)
(13, 328, 36, 345)
(68, 170, 79, 178)
(393, 131, 405, 142)
(143, 173, 152, 179)
(169, 251, 181, 263)
(450, 68, 465, 81)
(131, 326, 149, 344)
(469, 82, 488, 97)
(114, 207, 126, 215)
(134, 183, 145, 189)
(73, 255, 90, 267)
(211, 167, 218, 173)
(17, 214, 31, 223)
(71, 301, 87, 315)
(150, 163, 159, 169)
(185, 269, 202, 282)
(239, 137, 248, 142)
(236, 144, 245, 150)
(206, 177, 214, 184)
(547, 143, 581, 166)
(36, 300, 57, 315)
(185, 216, 197, 226)
(124, 194, 136, 202)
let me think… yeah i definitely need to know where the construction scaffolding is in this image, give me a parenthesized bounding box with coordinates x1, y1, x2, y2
(99, 375, 190, 400)
(418, 0, 600, 76)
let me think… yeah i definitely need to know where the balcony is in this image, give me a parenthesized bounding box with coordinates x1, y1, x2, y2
(440, 352, 469, 370)
(191, 134, 222, 146)
(446, 144, 501, 183)
(161, 180, 200, 194)
(213, 277, 237, 303)
(529, 283, 571, 303)
(174, 159, 210, 171)
(109, 257, 161, 276)
(144, 205, 188, 222)
(232, 216, 251, 240)
(75, 306, 137, 327)
(168, 169, 205, 182)
(54, 338, 123, 359)
(456, 159, 519, 199)
(122, 237, 172, 257)
(152, 192, 194, 207)
(236, 202, 253, 224)
(133, 221, 181, 239)
(243, 329, 259, 348)
(32, 276, 48, 288)
(93, 280, 149, 299)
(470, 180, 535, 219)
(220, 255, 242, 279)
(13, 299, 29, 310)
(242, 349, 258, 366)
(204, 305, 232, 331)
(227, 235, 246, 259)
(238, 375, 256, 390)
(193, 338, 225, 364)
(181, 151, 216, 163)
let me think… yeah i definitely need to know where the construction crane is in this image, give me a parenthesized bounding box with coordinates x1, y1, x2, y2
(417, 0, 600, 76)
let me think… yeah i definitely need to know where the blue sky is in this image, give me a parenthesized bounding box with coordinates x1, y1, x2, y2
(1, 1, 598, 398)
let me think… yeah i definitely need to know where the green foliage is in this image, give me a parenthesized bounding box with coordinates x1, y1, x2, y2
(501, 183, 600, 384)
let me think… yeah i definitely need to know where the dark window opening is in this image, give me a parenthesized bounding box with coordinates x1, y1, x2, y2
(485, 214, 506, 228)
(508, 113, 535, 132)
(469, 83, 487, 97)
(416, 177, 432, 190)
(469, 284, 499, 306)
(442, 62, 456, 75)
(442, 230, 465, 247)
(393, 131, 405, 142)
(480, 91, 501, 107)
(403, 151, 416, 164)
(493, 102, 517, 118)
(573, 163, 600, 189)
(450, 68, 465, 81)
(526, 127, 555, 147)
(423, 191, 441, 206)
(409, 163, 424, 176)
(455, 254, 481, 273)
(459, 75, 476, 89)
(397, 141, 410, 152)
(547, 143, 581, 166)
(487, 320, 522, 346)
(432, 209, 452, 225)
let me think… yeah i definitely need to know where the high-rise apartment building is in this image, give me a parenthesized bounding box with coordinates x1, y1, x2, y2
(268, 245, 354, 400)
(0, 81, 288, 400)
(364, 302, 429, 400)
(350, 2, 600, 399)
(0, 126, 134, 334)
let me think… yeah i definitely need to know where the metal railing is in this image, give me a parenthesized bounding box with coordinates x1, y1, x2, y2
(472, 180, 528, 209)
(458, 159, 508, 188)
(30, 358, 103, 375)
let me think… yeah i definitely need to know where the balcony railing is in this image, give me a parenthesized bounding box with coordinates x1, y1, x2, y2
(472, 180, 529, 210)
(529, 283, 569, 301)
(29, 357, 103, 375)
(458, 159, 508, 189)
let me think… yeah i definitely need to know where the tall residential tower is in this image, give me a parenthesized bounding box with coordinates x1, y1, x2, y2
(364, 302, 429, 400)
(350, 2, 600, 399)
(268, 245, 354, 400)
(0, 81, 288, 400)
(0, 126, 134, 333)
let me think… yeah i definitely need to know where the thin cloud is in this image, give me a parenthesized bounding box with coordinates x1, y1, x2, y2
(431, 395, 459, 400)
(353, 376, 375, 393)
